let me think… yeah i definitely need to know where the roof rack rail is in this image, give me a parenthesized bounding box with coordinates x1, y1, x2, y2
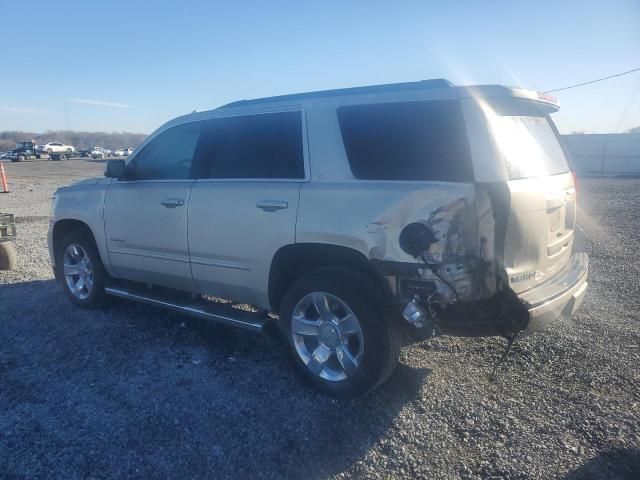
(220, 79, 453, 109)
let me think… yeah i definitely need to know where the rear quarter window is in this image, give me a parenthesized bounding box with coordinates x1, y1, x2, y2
(337, 100, 473, 182)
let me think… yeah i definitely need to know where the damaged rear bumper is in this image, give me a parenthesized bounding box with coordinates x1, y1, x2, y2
(516, 252, 588, 333)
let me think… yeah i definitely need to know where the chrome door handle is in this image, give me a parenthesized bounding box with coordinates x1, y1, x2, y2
(160, 198, 184, 208)
(256, 200, 288, 212)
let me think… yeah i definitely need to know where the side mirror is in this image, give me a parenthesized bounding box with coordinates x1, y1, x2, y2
(105, 159, 126, 178)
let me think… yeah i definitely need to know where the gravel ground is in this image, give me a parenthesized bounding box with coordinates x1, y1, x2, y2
(0, 159, 639, 479)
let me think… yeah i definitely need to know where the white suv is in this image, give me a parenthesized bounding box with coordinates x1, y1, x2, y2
(113, 148, 133, 157)
(48, 80, 588, 397)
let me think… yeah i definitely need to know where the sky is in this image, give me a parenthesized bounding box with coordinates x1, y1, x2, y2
(1, 0, 639, 134)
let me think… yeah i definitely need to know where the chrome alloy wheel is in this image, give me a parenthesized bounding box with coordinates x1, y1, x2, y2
(63, 243, 94, 300)
(291, 292, 364, 382)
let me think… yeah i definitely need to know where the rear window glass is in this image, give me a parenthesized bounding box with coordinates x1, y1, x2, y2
(489, 115, 569, 180)
(337, 101, 473, 182)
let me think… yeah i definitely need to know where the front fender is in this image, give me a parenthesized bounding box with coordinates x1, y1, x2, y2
(49, 179, 115, 277)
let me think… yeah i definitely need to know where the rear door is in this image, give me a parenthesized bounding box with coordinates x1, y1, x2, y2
(104, 121, 201, 291)
(467, 98, 576, 293)
(188, 109, 307, 308)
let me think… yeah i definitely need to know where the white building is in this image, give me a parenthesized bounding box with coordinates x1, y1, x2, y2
(561, 133, 640, 176)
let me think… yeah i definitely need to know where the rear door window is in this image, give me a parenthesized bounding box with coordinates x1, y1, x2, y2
(196, 111, 305, 179)
(337, 100, 473, 181)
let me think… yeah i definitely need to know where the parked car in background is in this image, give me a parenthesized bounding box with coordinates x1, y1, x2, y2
(0, 152, 9, 160)
(48, 80, 588, 398)
(38, 142, 75, 154)
(113, 148, 133, 157)
(90, 147, 110, 159)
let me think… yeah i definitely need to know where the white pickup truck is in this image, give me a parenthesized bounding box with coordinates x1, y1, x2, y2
(48, 79, 588, 397)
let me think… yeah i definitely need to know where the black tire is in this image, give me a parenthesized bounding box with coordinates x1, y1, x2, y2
(0, 242, 17, 270)
(17, 154, 26, 162)
(56, 231, 108, 309)
(279, 268, 401, 398)
(59, 154, 67, 161)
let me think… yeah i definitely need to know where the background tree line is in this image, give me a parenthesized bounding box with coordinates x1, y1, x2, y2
(0, 131, 148, 152)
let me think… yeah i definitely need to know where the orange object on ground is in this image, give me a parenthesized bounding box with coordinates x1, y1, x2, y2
(0, 162, 9, 193)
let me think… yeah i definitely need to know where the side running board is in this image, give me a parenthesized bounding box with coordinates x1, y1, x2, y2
(105, 286, 266, 332)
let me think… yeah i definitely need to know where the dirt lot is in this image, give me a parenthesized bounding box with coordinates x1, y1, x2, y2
(0, 158, 639, 479)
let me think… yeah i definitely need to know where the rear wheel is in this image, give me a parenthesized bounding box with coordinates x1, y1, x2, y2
(280, 268, 401, 398)
(56, 231, 108, 309)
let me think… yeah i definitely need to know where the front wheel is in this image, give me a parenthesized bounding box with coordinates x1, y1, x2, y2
(280, 268, 401, 398)
(56, 231, 108, 309)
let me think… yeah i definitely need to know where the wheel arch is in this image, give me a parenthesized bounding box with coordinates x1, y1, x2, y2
(52, 219, 99, 259)
(268, 243, 393, 312)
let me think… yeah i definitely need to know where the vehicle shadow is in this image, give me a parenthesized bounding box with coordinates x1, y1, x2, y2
(0, 278, 431, 479)
(564, 448, 640, 480)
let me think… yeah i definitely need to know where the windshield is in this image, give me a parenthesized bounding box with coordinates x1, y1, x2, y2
(489, 114, 569, 180)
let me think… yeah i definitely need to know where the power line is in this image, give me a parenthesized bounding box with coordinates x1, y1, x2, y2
(543, 67, 640, 93)
(614, 73, 640, 132)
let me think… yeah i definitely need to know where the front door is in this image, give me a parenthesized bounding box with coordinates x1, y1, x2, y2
(103, 121, 202, 291)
